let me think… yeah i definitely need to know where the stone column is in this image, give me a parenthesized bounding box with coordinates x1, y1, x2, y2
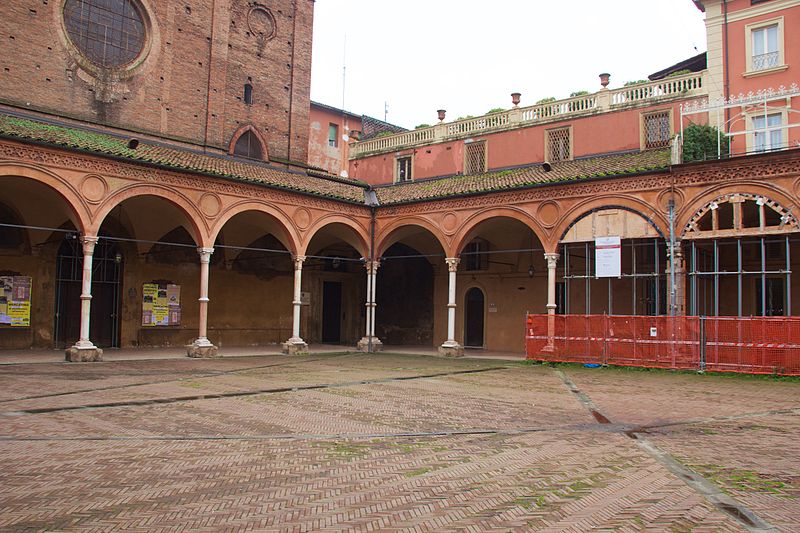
(670, 241, 686, 316)
(283, 255, 309, 355)
(187, 247, 219, 358)
(439, 257, 464, 357)
(357, 260, 383, 352)
(544, 253, 560, 315)
(65, 236, 103, 362)
(544, 252, 560, 352)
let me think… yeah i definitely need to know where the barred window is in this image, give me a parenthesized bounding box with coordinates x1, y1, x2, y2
(63, 0, 146, 68)
(546, 127, 571, 162)
(643, 111, 671, 149)
(464, 140, 486, 175)
(233, 131, 264, 160)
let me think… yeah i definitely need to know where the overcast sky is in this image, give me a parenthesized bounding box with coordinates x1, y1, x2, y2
(309, 1, 708, 129)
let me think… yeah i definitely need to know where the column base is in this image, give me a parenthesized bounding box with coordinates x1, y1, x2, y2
(65, 344, 104, 362)
(356, 336, 383, 353)
(282, 338, 309, 356)
(186, 338, 219, 358)
(438, 342, 464, 358)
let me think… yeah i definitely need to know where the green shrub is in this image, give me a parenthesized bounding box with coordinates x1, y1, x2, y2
(682, 124, 730, 162)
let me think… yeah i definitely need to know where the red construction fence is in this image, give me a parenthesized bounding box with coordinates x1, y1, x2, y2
(525, 314, 800, 376)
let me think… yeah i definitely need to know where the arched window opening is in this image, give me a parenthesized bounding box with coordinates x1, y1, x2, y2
(233, 130, 264, 160)
(244, 81, 253, 105)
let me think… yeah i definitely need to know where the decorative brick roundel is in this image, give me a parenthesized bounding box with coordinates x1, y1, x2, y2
(247, 6, 276, 41)
(63, 0, 146, 68)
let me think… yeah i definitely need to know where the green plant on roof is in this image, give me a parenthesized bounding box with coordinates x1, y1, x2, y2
(536, 97, 556, 105)
(486, 107, 505, 114)
(666, 69, 693, 78)
(569, 90, 589, 97)
(455, 115, 475, 121)
(415, 123, 431, 129)
(374, 130, 395, 138)
(624, 79, 649, 87)
(682, 124, 730, 163)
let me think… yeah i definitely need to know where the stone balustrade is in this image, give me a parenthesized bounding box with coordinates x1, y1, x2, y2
(350, 71, 707, 158)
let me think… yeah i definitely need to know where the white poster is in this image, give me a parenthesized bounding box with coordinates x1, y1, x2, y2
(595, 236, 621, 278)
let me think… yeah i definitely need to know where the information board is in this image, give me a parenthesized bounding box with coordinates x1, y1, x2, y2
(0, 276, 32, 327)
(595, 236, 622, 278)
(142, 283, 181, 326)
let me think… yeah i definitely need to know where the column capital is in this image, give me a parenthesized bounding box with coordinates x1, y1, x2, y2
(80, 235, 99, 255)
(445, 257, 460, 272)
(544, 252, 560, 269)
(365, 259, 381, 274)
(197, 247, 214, 263)
(293, 255, 306, 269)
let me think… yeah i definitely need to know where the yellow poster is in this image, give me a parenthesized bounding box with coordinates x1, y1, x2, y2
(142, 283, 158, 326)
(0, 276, 31, 327)
(142, 283, 180, 326)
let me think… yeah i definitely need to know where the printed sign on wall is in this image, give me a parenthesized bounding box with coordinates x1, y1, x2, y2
(0, 276, 32, 327)
(142, 283, 181, 326)
(595, 236, 622, 278)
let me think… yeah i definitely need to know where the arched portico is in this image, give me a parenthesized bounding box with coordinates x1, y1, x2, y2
(558, 206, 668, 316)
(373, 223, 448, 351)
(0, 171, 89, 352)
(445, 214, 549, 354)
(680, 191, 800, 317)
(302, 221, 370, 350)
(209, 208, 299, 350)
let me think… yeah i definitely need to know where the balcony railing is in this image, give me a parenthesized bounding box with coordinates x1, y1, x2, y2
(752, 51, 779, 71)
(350, 71, 707, 158)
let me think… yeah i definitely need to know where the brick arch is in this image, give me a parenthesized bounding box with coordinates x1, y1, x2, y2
(228, 124, 269, 161)
(92, 184, 207, 247)
(210, 200, 300, 255)
(375, 217, 449, 258)
(678, 182, 799, 237)
(554, 195, 668, 245)
(452, 207, 548, 258)
(301, 215, 370, 258)
(0, 161, 90, 234)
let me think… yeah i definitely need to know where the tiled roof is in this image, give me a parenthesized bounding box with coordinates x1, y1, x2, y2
(0, 112, 367, 203)
(375, 149, 671, 205)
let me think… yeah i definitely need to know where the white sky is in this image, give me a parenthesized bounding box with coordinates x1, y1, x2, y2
(310, 1, 708, 129)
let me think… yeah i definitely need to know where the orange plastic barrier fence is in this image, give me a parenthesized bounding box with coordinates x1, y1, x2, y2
(525, 314, 800, 376)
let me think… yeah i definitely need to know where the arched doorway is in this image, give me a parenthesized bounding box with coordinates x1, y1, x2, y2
(304, 222, 369, 345)
(464, 287, 485, 348)
(54, 237, 123, 348)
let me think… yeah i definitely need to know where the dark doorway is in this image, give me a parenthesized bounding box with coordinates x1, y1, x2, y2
(54, 238, 122, 349)
(322, 281, 342, 343)
(464, 287, 485, 348)
(376, 243, 434, 345)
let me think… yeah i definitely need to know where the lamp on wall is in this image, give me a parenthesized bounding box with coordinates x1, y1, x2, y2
(528, 265, 535, 278)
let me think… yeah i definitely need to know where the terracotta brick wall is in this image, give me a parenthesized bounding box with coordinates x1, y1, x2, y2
(0, 0, 312, 164)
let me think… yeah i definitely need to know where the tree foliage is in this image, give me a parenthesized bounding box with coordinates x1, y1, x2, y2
(682, 124, 730, 163)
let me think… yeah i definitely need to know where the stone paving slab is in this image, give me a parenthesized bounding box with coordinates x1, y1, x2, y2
(1, 355, 797, 531)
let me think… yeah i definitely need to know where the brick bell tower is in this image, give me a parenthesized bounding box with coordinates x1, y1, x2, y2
(0, 0, 314, 166)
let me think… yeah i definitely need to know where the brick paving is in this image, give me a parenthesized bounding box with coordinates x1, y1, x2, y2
(0, 354, 798, 532)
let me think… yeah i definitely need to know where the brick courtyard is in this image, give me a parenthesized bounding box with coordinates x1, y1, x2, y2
(0, 353, 798, 532)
